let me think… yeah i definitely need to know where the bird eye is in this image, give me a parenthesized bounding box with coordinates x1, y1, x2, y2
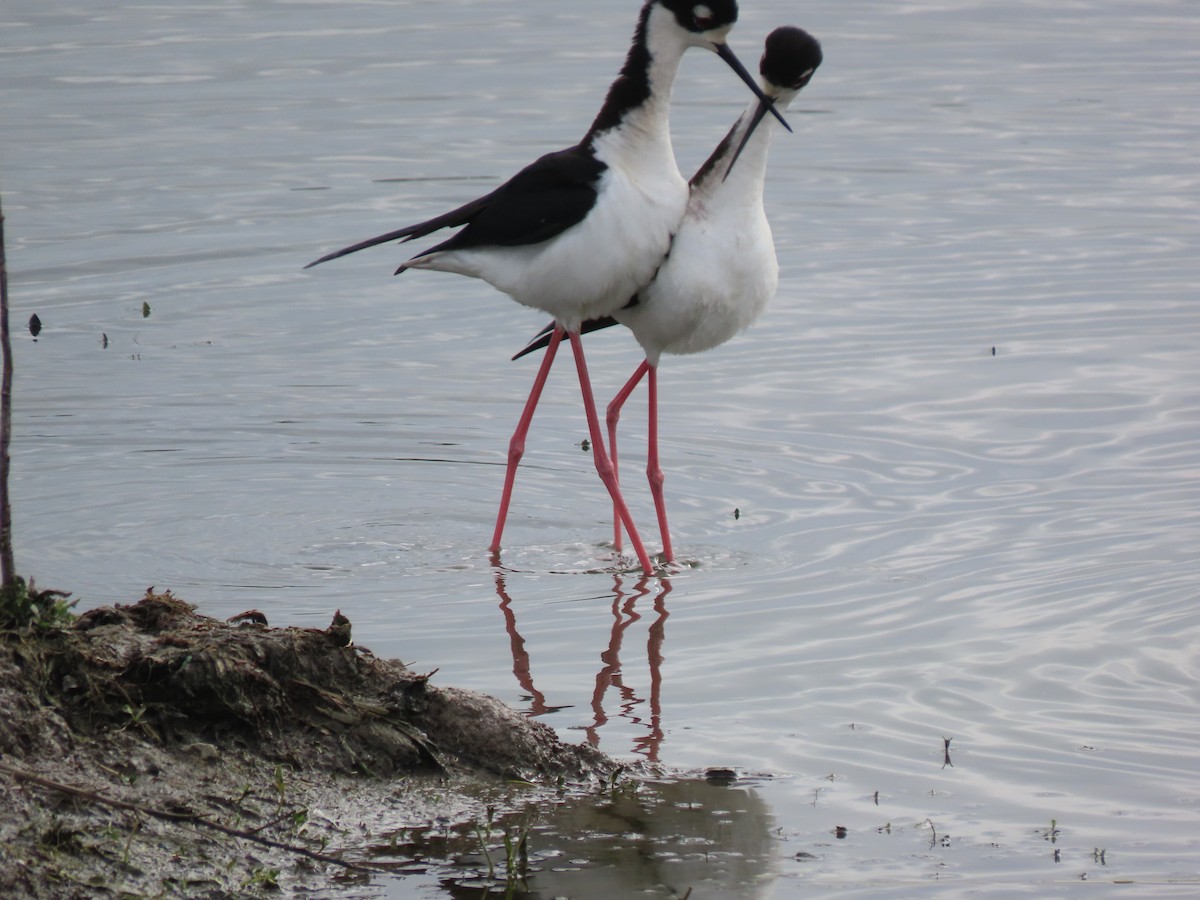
(692, 4, 714, 30)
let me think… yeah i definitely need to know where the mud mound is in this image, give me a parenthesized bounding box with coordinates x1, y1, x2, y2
(3, 589, 607, 780)
(0, 590, 614, 898)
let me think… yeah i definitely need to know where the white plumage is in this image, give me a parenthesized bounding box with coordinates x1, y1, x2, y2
(307, 1, 786, 574)
(513, 26, 822, 563)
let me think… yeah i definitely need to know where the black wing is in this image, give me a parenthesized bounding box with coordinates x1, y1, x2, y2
(303, 195, 492, 268)
(306, 145, 606, 270)
(511, 315, 621, 360)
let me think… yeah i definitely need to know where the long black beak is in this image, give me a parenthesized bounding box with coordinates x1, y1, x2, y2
(724, 96, 776, 180)
(724, 65, 818, 181)
(715, 43, 791, 133)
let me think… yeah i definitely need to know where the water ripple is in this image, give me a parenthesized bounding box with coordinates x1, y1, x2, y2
(7, 0, 1200, 891)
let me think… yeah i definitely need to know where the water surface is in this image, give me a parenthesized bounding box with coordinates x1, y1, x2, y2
(4, 0, 1199, 895)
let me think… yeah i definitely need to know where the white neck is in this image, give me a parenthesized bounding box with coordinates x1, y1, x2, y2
(587, 4, 692, 178)
(697, 90, 798, 207)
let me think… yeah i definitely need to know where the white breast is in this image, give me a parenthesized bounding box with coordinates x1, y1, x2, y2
(410, 151, 688, 334)
(616, 196, 779, 365)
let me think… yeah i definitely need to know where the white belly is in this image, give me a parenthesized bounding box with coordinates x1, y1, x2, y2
(617, 206, 779, 364)
(409, 166, 688, 333)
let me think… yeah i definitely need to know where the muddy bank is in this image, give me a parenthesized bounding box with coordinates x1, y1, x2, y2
(0, 590, 616, 897)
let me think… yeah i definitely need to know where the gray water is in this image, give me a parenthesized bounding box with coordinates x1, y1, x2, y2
(4, 0, 1199, 895)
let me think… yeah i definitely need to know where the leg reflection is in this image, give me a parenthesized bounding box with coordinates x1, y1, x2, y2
(492, 570, 673, 760)
(634, 579, 670, 762)
(584, 578, 643, 747)
(494, 571, 552, 715)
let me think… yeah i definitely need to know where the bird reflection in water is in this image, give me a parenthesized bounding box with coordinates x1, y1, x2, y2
(493, 572, 671, 761)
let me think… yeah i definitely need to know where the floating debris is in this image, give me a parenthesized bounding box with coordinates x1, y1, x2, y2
(705, 767, 738, 786)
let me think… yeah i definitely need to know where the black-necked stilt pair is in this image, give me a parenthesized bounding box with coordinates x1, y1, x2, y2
(307, 2, 815, 575)
(516, 25, 823, 564)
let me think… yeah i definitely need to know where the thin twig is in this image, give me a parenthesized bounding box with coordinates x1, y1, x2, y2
(245, 806, 307, 836)
(0, 761, 377, 871)
(0, 194, 15, 588)
(922, 817, 939, 849)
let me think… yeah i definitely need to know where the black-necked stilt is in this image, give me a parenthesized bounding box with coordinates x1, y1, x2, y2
(515, 26, 822, 563)
(306, 1, 788, 576)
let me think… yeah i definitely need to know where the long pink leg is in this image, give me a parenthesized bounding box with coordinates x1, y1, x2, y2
(568, 333, 655, 575)
(490, 325, 564, 553)
(645, 364, 673, 563)
(606, 360, 651, 552)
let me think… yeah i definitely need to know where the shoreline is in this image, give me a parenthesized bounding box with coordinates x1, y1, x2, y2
(0, 590, 618, 897)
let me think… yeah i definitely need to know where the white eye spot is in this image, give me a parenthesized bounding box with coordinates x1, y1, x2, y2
(693, 4, 714, 29)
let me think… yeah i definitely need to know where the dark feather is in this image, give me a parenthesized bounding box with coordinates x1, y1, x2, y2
(512, 315, 620, 360)
(307, 146, 606, 270)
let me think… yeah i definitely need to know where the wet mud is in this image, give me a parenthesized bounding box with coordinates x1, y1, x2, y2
(0, 590, 615, 897)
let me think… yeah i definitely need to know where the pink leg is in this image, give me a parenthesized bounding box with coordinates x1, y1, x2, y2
(646, 364, 673, 562)
(568, 333, 655, 575)
(606, 360, 651, 552)
(490, 325, 564, 553)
